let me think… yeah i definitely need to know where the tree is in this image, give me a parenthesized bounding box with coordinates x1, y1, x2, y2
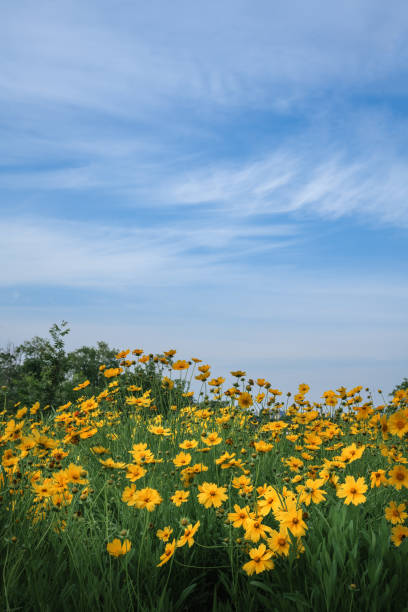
(0, 321, 71, 408)
(66, 341, 119, 387)
(390, 378, 408, 396)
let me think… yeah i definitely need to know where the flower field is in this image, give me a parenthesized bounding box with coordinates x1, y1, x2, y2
(1, 349, 407, 611)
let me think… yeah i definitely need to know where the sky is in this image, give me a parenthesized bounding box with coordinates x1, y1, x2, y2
(1, 0, 407, 402)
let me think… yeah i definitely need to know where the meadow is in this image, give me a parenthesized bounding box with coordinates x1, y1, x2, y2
(1, 348, 407, 611)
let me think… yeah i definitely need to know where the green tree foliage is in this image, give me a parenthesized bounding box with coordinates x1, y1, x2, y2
(390, 378, 408, 396)
(0, 323, 192, 416)
(66, 342, 118, 387)
(0, 322, 71, 408)
(0, 322, 120, 409)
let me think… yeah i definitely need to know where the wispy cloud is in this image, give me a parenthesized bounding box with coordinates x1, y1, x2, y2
(1, 1, 408, 115)
(1, 1, 408, 231)
(0, 216, 299, 289)
(2, 141, 408, 227)
(161, 149, 408, 227)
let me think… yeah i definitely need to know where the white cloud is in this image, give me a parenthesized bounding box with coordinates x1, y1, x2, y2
(161, 150, 408, 226)
(2, 139, 408, 227)
(1, 1, 408, 114)
(0, 216, 298, 289)
(1, 0, 408, 232)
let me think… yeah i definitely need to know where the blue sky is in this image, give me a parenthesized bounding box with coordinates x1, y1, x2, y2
(1, 0, 408, 401)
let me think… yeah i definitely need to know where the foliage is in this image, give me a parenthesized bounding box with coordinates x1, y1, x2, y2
(0, 324, 191, 417)
(391, 378, 408, 395)
(0, 322, 71, 409)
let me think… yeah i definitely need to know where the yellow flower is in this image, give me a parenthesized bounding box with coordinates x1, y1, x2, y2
(370, 469, 387, 488)
(32, 478, 57, 499)
(107, 538, 131, 557)
(325, 395, 338, 407)
(15, 406, 28, 419)
(51, 448, 69, 460)
(103, 367, 123, 378)
(242, 543, 274, 576)
(185, 463, 208, 478)
(391, 525, 408, 547)
(385, 501, 408, 525)
(232, 475, 252, 489)
(79, 427, 98, 440)
(31, 401, 41, 415)
(216, 451, 236, 466)
(303, 433, 322, 450)
(201, 431, 222, 446)
(238, 392, 253, 409)
(195, 371, 211, 381)
(173, 452, 192, 468)
(257, 487, 280, 517)
(129, 446, 155, 465)
(243, 516, 273, 542)
(179, 439, 198, 450)
(388, 465, 408, 490)
(274, 504, 308, 537)
(253, 440, 273, 453)
(336, 476, 367, 505)
(161, 376, 174, 390)
(170, 490, 190, 507)
(286, 434, 299, 443)
(355, 404, 374, 420)
(296, 479, 327, 506)
(227, 504, 254, 528)
(156, 526, 173, 542)
(99, 458, 127, 469)
(148, 425, 172, 436)
(172, 360, 190, 371)
(197, 482, 228, 508)
(380, 415, 389, 439)
(157, 539, 177, 566)
(177, 521, 200, 548)
(285, 456, 304, 473)
(230, 370, 246, 378)
(133, 487, 163, 511)
(122, 485, 138, 506)
(340, 443, 365, 463)
(73, 380, 91, 391)
(66, 464, 88, 485)
(127, 385, 142, 392)
(232, 474, 253, 496)
(388, 410, 408, 438)
(126, 464, 147, 482)
(267, 530, 291, 557)
(52, 490, 73, 508)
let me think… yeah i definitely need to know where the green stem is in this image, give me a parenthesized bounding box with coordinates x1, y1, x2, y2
(137, 512, 149, 596)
